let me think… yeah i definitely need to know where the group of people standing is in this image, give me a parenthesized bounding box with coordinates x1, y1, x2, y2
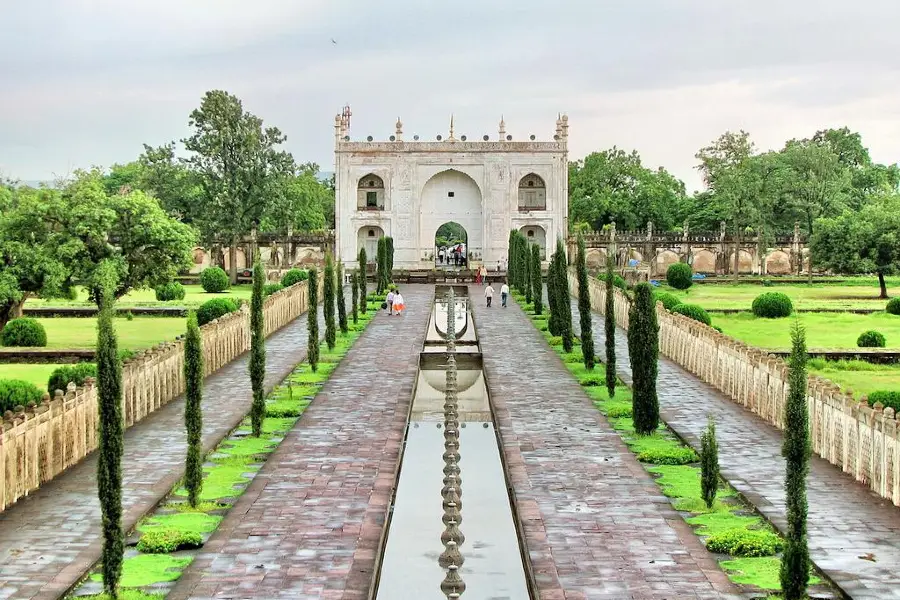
(384, 287, 405, 316)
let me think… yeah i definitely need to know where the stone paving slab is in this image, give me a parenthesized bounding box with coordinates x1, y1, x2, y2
(169, 286, 434, 600)
(472, 289, 743, 600)
(579, 302, 900, 600)
(0, 306, 323, 600)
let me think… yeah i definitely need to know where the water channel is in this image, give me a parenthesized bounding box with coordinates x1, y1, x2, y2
(373, 286, 531, 599)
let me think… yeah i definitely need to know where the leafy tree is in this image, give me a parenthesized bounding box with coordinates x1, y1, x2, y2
(604, 255, 617, 398)
(811, 195, 900, 298)
(576, 234, 595, 370)
(336, 261, 348, 334)
(183, 311, 203, 507)
(531, 243, 543, 315)
(780, 321, 811, 599)
(182, 90, 294, 283)
(307, 267, 319, 371)
(259, 162, 329, 235)
(700, 416, 719, 509)
(358, 248, 367, 313)
(628, 283, 659, 435)
(350, 270, 359, 324)
(523, 240, 533, 304)
(437, 222, 467, 249)
(249, 261, 266, 436)
(323, 254, 336, 350)
(138, 142, 204, 223)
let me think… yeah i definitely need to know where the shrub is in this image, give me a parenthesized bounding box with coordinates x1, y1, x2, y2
(136, 528, 203, 553)
(0, 379, 44, 413)
(280, 268, 309, 288)
(706, 528, 783, 557)
(154, 281, 186, 302)
(673, 303, 712, 326)
(47, 363, 97, 394)
(752, 292, 793, 318)
(613, 274, 627, 290)
(199, 267, 230, 293)
(712, 325, 724, 333)
(654, 292, 682, 311)
(666, 263, 693, 290)
(867, 390, 900, 412)
(857, 330, 886, 348)
(606, 403, 632, 418)
(636, 446, 698, 465)
(700, 416, 719, 509)
(1, 317, 47, 347)
(887, 298, 900, 315)
(196, 298, 240, 326)
(762, 278, 774, 287)
(263, 283, 284, 297)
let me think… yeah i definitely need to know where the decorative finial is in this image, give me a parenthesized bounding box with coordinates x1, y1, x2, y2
(499, 115, 506, 138)
(448, 114, 456, 141)
(395, 117, 403, 141)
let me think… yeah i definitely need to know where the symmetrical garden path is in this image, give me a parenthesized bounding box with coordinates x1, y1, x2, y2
(580, 303, 900, 600)
(471, 290, 743, 600)
(169, 286, 433, 600)
(0, 306, 323, 600)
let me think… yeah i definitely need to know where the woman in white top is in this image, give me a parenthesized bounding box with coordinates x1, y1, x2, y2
(392, 290, 405, 316)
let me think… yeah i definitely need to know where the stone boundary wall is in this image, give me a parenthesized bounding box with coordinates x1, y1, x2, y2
(569, 272, 900, 507)
(0, 275, 321, 512)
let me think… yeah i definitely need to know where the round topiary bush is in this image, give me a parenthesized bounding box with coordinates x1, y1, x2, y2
(654, 292, 682, 311)
(857, 330, 886, 348)
(867, 390, 900, 412)
(666, 263, 693, 290)
(1, 317, 47, 347)
(0, 379, 44, 413)
(751, 292, 793, 318)
(154, 281, 186, 302)
(280, 268, 309, 288)
(47, 363, 98, 395)
(263, 283, 284, 297)
(196, 297, 240, 326)
(672, 303, 712, 326)
(887, 298, 900, 315)
(200, 267, 230, 293)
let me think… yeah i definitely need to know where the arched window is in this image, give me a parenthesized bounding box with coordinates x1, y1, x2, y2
(357, 174, 385, 210)
(518, 173, 546, 211)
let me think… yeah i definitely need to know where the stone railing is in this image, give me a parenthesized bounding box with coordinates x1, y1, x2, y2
(0, 276, 320, 512)
(569, 272, 900, 507)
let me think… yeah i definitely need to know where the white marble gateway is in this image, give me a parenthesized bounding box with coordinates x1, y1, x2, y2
(333, 108, 569, 269)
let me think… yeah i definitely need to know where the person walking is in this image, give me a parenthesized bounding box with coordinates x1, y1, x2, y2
(500, 281, 509, 307)
(386, 288, 395, 315)
(479, 265, 487, 285)
(485, 282, 495, 308)
(475, 266, 482, 285)
(392, 289, 405, 316)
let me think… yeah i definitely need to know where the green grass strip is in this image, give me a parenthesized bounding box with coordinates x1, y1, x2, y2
(138, 512, 222, 535)
(89, 554, 191, 587)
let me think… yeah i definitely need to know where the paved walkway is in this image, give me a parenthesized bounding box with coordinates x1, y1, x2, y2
(169, 286, 434, 600)
(577, 302, 900, 600)
(0, 306, 323, 600)
(472, 290, 742, 600)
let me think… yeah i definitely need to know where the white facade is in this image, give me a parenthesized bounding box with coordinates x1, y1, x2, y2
(334, 111, 569, 268)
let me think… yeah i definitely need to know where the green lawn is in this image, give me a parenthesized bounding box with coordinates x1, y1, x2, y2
(808, 359, 900, 399)
(657, 279, 900, 311)
(33, 317, 187, 350)
(25, 285, 252, 309)
(0, 364, 61, 388)
(713, 312, 900, 349)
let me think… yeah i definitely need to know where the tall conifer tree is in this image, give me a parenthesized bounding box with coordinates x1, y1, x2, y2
(628, 282, 660, 434)
(183, 311, 203, 507)
(555, 238, 574, 353)
(351, 270, 359, 325)
(531, 244, 542, 315)
(524, 241, 533, 304)
(336, 261, 348, 334)
(507, 230, 517, 286)
(547, 248, 561, 336)
(358, 248, 367, 314)
(249, 260, 266, 436)
(324, 254, 336, 350)
(576, 234, 595, 369)
(307, 267, 319, 371)
(604, 254, 617, 398)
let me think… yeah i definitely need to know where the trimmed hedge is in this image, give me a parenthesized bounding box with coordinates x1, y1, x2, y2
(751, 292, 793, 318)
(654, 292, 682, 311)
(1, 317, 47, 347)
(636, 446, 698, 465)
(136, 529, 203, 553)
(47, 363, 97, 394)
(154, 282, 186, 302)
(867, 390, 900, 412)
(705, 528, 783, 557)
(672, 303, 711, 326)
(200, 267, 230, 293)
(887, 298, 900, 315)
(666, 263, 693, 290)
(857, 330, 886, 348)
(0, 379, 44, 413)
(196, 297, 240, 326)
(263, 283, 284, 297)
(280, 268, 309, 288)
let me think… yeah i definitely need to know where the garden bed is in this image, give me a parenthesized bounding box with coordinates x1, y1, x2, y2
(714, 312, 900, 350)
(25, 285, 253, 310)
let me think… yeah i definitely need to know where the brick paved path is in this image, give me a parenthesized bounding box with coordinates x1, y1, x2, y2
(169, 286, 433, 600)
(0, 306, 323, 600)
(578, 303, 900, 600)
(472, 291, 742, 600)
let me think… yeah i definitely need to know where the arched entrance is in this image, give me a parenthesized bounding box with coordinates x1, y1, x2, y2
(357, 225, 384, 262)
(419, 169, 483, 265)
(435, 222, 467, 268)
(519, 225, 547, 260)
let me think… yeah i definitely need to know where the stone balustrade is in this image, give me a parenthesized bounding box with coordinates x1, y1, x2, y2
(570, 272, 900, 507)
(0, 276, 320, 512)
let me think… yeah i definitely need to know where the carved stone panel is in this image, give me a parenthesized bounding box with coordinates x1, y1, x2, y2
(396, 216, 412, 242)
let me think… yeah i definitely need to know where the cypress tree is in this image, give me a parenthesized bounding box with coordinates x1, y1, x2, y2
(531, 243, 542, 315)
(386, 236, 394, 274)
(324, 254, 336, 350)
(507, 230, 517, 287)
(780, 321, 810, 600)
(576, 234, 595, 370)
(520, 234, 530, 294)
(523, 241, 533, 304)
(183, 311, 203, 507)
(547, 249, 561, 336)
(307, 267, 319, 371)
(604, 254, 617, 398)
(700, 415, 719, 509)
(351, 270, 359, 325)
(555, 238, 574, 353)
(358, 248, 367, 314)
(378, 236, 389, 294)
(628, 282, 660, 435)
(96, 281, 123, 597)
(336, 261, 348, 334)
(249, 260, 266, 437)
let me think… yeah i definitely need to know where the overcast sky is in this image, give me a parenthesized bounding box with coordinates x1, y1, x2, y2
(2, 0, 899, 191)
